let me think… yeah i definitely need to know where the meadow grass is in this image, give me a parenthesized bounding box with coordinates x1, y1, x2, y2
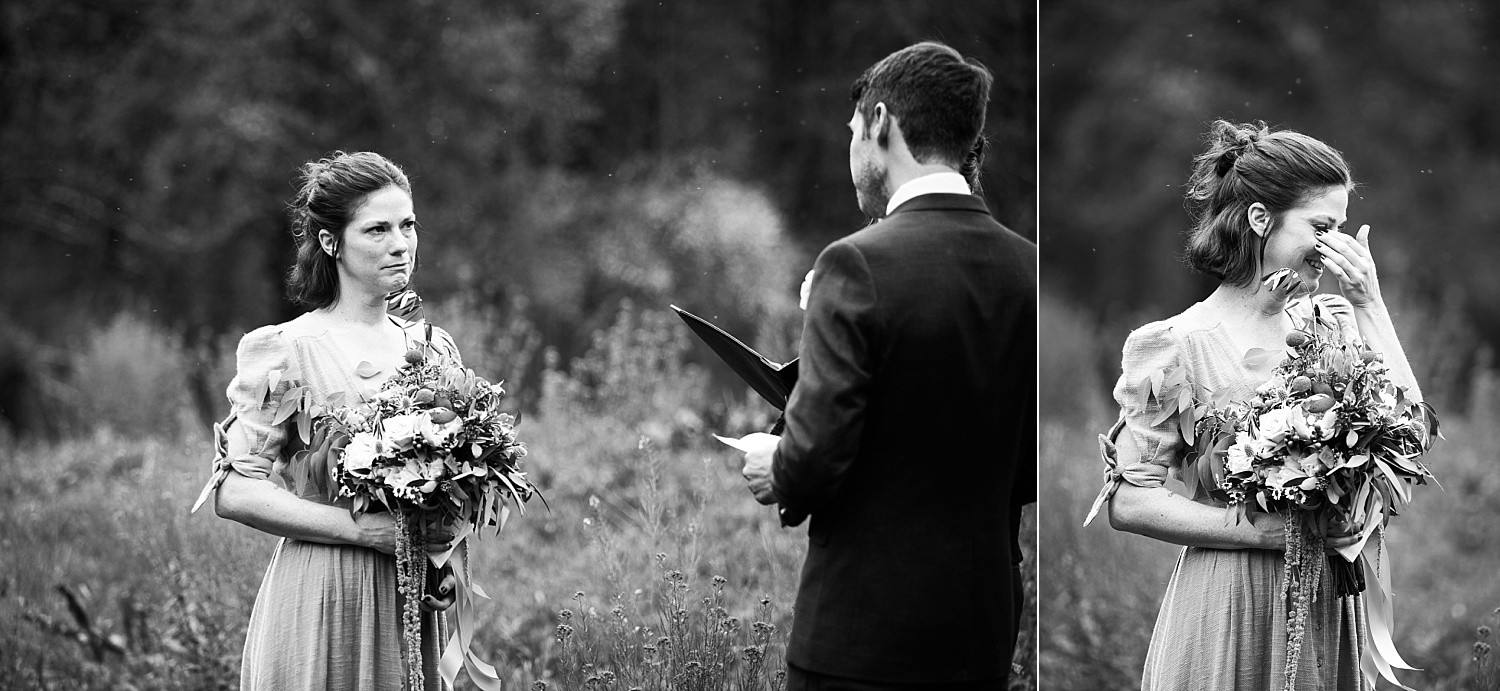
(1038, 290, 1500, 690)
(0, 303, 1037, 690)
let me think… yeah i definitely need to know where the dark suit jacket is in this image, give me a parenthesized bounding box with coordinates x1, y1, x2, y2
(771, 193, 1036, 684)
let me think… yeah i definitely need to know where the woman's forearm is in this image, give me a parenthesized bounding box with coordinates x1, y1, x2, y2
(1108, 482, 1283, 551)
(1354, 301, 1423, 402)
(215, 471, 373, 549)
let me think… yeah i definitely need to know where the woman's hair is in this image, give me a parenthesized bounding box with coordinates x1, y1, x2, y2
(1184, 120, 1352, 286)
(286, 151, 412, 308)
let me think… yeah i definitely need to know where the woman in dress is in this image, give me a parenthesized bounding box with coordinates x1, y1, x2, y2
(204, 151, 460, 689)
(1093, 121, 1424, 690)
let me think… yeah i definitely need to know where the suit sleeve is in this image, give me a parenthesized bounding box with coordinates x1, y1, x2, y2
(771, 240, 880, 526)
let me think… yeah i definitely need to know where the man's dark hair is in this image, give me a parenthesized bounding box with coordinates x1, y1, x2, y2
(850, 41, 993, 168)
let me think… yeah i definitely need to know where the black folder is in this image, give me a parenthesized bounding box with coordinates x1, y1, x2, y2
(670, 305, 798, 410)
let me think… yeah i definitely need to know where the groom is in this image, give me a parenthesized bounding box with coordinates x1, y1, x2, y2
(739, 42, 1037, 690)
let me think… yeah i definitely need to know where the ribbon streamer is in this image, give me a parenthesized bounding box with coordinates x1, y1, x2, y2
(438, 539, 504, 691)
(1359, 530, 1417, 690)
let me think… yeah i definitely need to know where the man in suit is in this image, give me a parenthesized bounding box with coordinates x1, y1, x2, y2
(738, 41, 1036, 690)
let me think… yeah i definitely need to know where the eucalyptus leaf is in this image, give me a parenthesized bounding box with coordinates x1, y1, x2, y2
(273, 396, 301, 425)
(266, 368, 283, 402)
(1371, 457, 1411, 505)
(1162, 366, 1187, 392)
(1150, 401, 1178, 428)
(1242, 347, 1280, 370)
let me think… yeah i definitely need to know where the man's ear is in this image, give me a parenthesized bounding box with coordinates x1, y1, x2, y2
(872, 102, 890, 148)
(1246, 202, 1271, 237)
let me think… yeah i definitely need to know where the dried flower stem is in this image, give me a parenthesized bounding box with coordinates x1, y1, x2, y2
(394, 510, 428, 690)
(1281, 510, 1326, 688)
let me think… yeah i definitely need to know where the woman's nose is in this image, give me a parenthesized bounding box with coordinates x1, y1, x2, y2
(389, 233, 411, 255)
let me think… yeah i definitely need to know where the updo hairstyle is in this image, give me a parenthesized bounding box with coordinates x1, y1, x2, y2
(1184, 120, 1351, 286)
(286, 151, 412, 308)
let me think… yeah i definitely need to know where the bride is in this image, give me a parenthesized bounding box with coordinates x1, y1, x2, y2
(199, 151, 461, 689)
(1090, 120, 1423, 690)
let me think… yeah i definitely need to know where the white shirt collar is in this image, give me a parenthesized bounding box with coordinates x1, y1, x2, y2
(884, 171, 971, 216)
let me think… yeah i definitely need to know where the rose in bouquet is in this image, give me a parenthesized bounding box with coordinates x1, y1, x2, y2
(319, 342, 542, 691)
(1178, 296, 1439, 688)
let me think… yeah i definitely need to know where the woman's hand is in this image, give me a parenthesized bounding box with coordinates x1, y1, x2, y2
(423, 520, 466, 556)
(353, 511, 400, 555)
(1248, 510, 1287, 551)
(421, 565, 457, 612)
(1315, 225, 1382, 308)
(1324, 515, 1365, 556)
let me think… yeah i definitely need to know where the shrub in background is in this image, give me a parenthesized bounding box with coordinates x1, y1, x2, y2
(70, 312, 196, 439)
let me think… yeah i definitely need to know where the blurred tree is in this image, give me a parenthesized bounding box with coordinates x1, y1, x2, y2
(1042, 0, 1500, 348)
(0, 0, 1035, 434)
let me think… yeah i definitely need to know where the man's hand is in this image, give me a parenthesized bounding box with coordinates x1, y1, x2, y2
(737, 432, 781, 505)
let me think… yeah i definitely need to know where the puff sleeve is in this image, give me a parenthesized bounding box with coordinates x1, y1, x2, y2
(191, 326, 293, 512)
(1083, 321, 1186, 525)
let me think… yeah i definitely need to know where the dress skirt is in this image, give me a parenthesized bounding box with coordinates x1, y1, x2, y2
(240, 539, 445, 690)
(1142, 546, 1368, 691)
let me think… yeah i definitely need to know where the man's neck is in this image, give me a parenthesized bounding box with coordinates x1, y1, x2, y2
(883, 165, 968, 216)
(884, 161, 961, 196)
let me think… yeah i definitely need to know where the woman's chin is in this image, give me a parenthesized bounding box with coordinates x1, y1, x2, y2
(1292, 274, 1321, 298)
(383, 275, 411, 294)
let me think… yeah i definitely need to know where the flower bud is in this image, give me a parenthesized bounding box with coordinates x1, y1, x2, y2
(405, 348, 426, 365)
(1289, 376, 1312, 394)
(1285, 331, 1309, 348)
(1304, 394, 1336, 413)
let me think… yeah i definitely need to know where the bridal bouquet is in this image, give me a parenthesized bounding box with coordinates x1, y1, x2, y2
(319, 342, 541, 691)
(1176, 292, 1439, 688)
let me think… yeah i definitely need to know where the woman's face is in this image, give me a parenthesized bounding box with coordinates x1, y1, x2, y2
(1258, 184, 1349, 298)
(325, 185, 418, 299)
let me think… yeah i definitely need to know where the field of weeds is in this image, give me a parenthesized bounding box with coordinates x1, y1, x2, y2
(0, 303, 1036, 690)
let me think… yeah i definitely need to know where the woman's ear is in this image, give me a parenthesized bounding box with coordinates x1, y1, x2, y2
(318, 228, 338, 258)
(1246, 203, 1271, 237)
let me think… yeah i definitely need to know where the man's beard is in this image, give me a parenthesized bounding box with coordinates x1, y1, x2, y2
(853, 160, 889, 219)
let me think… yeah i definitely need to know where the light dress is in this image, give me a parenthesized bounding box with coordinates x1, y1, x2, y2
(214, 313, 460, 690)
(1104, 294, 1369, 691)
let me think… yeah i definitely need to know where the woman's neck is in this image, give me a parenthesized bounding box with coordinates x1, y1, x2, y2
(1204, 279, 1291, 322)
(319, 291, 389, 327)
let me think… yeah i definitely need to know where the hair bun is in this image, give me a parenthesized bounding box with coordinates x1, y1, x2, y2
(1210, 120, 1269, 177)
(1215, 148, 1240, 176)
